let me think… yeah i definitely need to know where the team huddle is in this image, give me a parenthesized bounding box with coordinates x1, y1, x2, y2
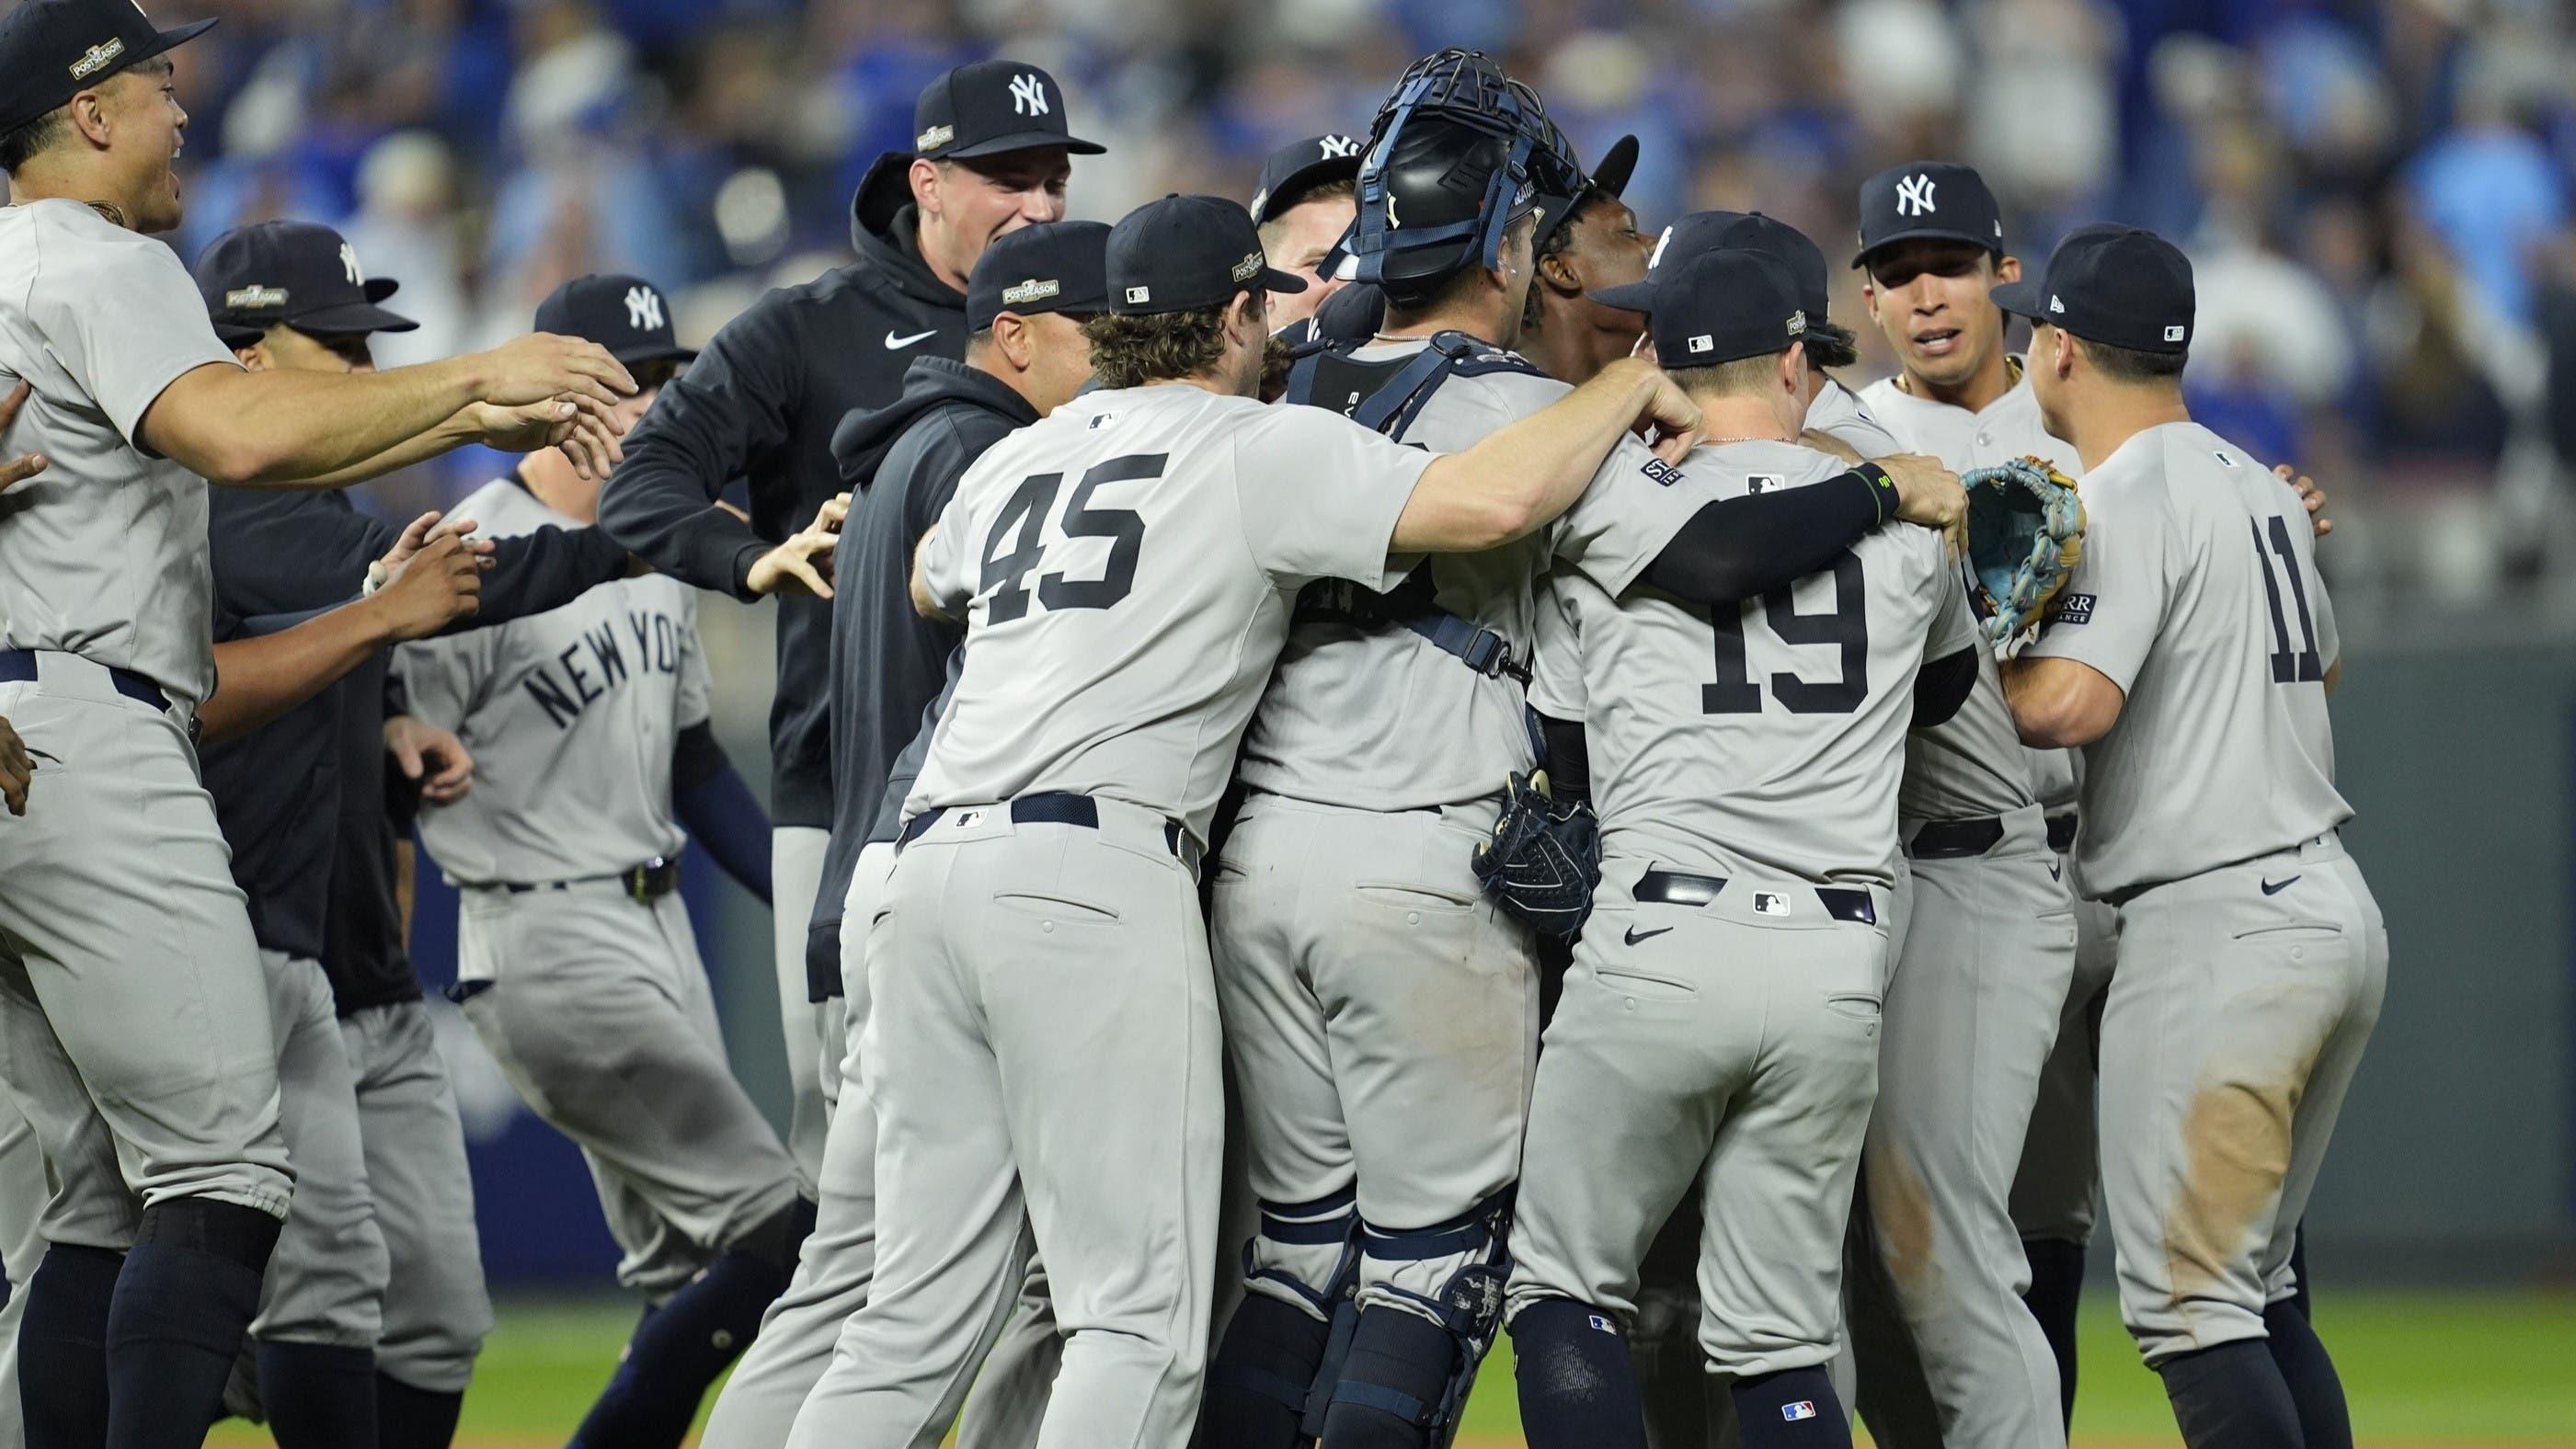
(0, 6, 2385, 1449)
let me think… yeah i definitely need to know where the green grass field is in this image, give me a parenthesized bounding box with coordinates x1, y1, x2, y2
(206, 1285, 2576, 1446)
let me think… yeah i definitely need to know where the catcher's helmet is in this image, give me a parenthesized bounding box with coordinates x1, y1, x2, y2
(1346, 49, 1581, 304)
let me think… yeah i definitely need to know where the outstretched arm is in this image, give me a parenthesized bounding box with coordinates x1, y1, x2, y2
(672, 722, 773, 902)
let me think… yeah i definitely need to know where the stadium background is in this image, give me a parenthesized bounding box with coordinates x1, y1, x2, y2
(138, 0, 2574, 1440)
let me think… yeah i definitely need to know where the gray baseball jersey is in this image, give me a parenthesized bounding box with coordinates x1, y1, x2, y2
(2022, 421, 2348, 897)
(396, 478, 711, 885)
(1566, 439, 1979, 888)
(1861, 363, 2078, 815)
(1237, 342, 1715, 810)
(908, 382, 1431, 839)
(0, 199, 240, 704)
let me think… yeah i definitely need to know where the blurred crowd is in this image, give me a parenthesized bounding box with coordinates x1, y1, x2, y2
(155, 0, 2576, 605)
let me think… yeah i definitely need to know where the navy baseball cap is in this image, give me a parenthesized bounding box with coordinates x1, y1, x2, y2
(194, 221, 415, 347)
(1992, 224, 2195, 355)
(1647, 211, 1831, 327)
(913, 60, 1103, 162)
(967, 220, 1112, 330)
(0, 0, 216, 135)
(1106, 195, 1307, 316)
(1249, 133, 1364, 225)
(533, 274, 696, 368)
(1532, 134, 1638, 250)
(1852, 159, 2005, 269)
(1595, 247, 1809, 368)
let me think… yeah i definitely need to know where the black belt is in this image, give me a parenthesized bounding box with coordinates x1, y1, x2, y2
(499, 854, 681, 904)
(899, 792, 1204, 874)
(1633, 868, 1878, 926)
(0, 649, 178, 713)
(1909, 816, 2006, 861)
(2046, 812, 2078, 854)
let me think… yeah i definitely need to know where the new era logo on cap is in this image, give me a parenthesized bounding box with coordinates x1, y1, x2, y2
(1002, 278, 1060, 305)
(2049, 294, 2066, 314)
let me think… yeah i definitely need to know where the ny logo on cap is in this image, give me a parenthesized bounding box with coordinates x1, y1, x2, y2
(1318, 134, 1360, 158)
(1895, 173, 1937, 217)
(625, 285, 665, 332)
(1010, 73, 1049, 118)
(339, 243, 364, 287)
(1647, 224, 1673, 269)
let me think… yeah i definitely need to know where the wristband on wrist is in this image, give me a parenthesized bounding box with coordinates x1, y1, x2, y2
(1856, 460, 1900, 525)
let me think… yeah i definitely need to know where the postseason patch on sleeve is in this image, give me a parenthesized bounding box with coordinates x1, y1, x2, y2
(2047, 592, 2095, 626)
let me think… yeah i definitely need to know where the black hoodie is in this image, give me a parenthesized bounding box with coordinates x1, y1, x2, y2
(599, 154, 969, 827)
(800, 354, 1039, 997)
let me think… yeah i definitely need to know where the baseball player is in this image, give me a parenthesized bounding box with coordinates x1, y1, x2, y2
(0, 1, 631, 1437)
(1252, 133, 1363, 328)
(192, 225, 663, 1449)
(1210, 56, 1962, 1449)
(790, 190, 1701, 1449)
(1507, 246, 1982, 1449)
(1511, 134, 1648, 389)
(599, 62, 1106, 1190)
(1996, 225, 2383, 1449)
(392, 277, 796, 1449)
(704, 220, 1110, 1449)
(1849, 165, 2330, 1436)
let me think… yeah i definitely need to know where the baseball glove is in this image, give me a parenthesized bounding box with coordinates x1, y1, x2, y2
(1471, 770, 1601, 941)
(1960, 456, 2086, 654)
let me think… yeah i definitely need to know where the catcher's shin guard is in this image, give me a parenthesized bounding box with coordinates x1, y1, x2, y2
(1322, 1189, 1516, 1447)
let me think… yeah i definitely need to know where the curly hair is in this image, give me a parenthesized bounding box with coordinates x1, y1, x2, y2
(1081, 305, 1235, 390)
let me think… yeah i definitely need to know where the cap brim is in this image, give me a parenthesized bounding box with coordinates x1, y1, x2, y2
(1256, 266, 1309, 295)
(613, 342, 697, 367)
(362, 277, 400, 303)
(132, 16, 221, 67)
(1589, 279, 1655, 314)
(944, 131, 1107, 160)
(1850, 224, 2004, 269)
(1251, 155, 1363, 224)
(1986, 278, 2048, 321)
(1590, 135, 1639, 200)
(291, 301, 418, 335)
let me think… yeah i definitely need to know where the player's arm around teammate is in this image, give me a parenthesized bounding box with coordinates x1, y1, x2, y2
(1993, 227, 2383, 1449)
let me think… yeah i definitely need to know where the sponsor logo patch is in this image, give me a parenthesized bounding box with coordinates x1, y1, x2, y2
(1231, 251, 1263, 284)
(2165, 324, 2187, 342)
(1001, 277, 1061, 306)
(1745, 473, 1780, 494)
(223, 285, 287, 311)
(1753, 892, 1791, 917)
(1687, 334, 1713, 354)
(2048, 591, 2095, 626)
(1124, 285, 1151, 304)
(1783, 1400, 1819, 1422)
(1641, 457, 1684, 487)
(916, 123, 956, 151)
(1587, 1313, 1618, 1333)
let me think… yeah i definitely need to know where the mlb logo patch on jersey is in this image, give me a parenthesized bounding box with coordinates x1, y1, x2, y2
(2048, 592, 2095, 626)
(957, 809, 985, 827)
(1753, 891, 1791, 917)
(1782, 1401, 1819, 1421)
(1088, 412, 1117, 429)
(1587, 1314, 1616, 1333)
(2214, 451, 2239, 467)
(1641, 457, 1685, 487)
(1746, 473, 1780, 494)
